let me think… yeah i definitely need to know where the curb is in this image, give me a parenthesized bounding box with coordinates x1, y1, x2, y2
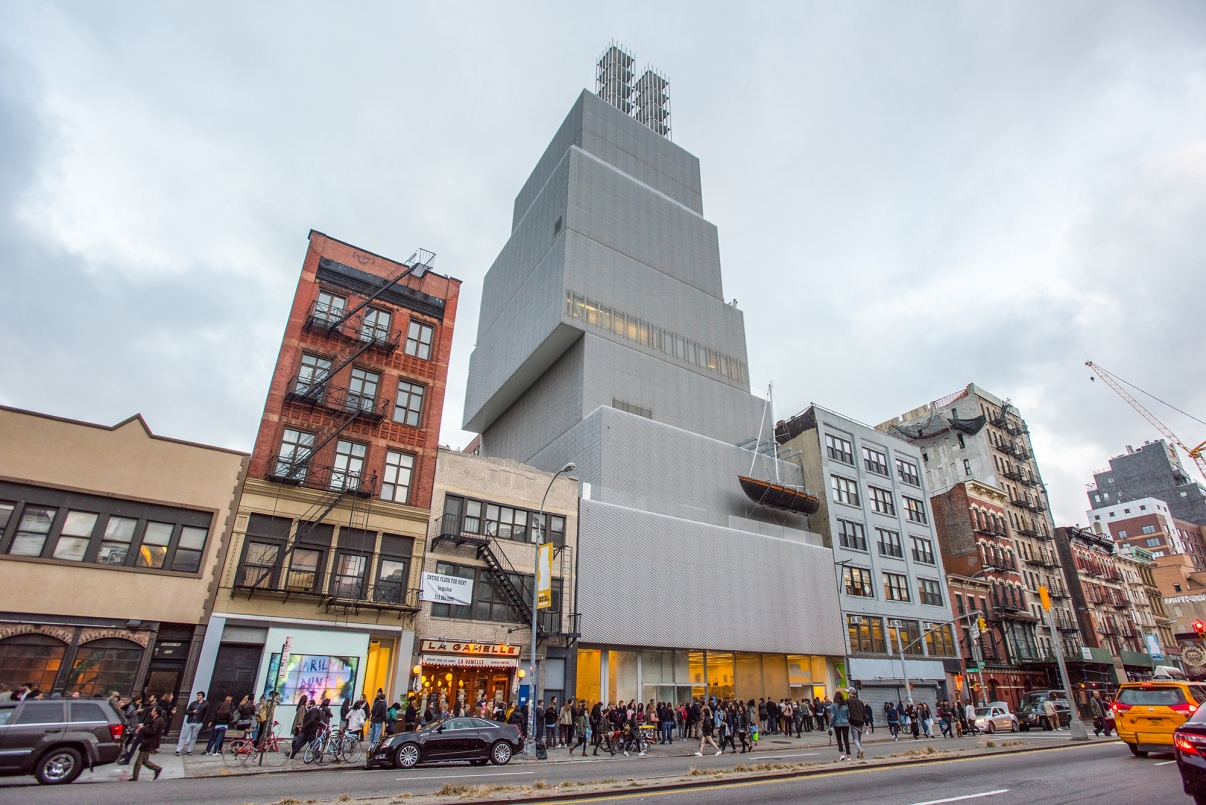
(443, 739, 1117, 805)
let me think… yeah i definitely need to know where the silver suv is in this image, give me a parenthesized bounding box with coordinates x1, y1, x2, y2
(0, 699, 125, 784)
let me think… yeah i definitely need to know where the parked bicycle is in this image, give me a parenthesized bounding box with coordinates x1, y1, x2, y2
(223, 720, 289, 768)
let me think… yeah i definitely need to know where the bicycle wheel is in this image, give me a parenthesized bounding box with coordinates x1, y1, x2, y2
(340, 735, 363, 764)
(302, 739, 320, 765)
(315, 737, 332, 766)
(259, 740, 290, 768)
(223, 739, 251, 768)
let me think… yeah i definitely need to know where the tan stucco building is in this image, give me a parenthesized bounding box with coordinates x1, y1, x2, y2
(0, 406, 247, 710)
(415, 448, 578, 712)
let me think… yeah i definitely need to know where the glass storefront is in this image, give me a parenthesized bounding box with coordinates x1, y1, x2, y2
(580, 647, 834, 706)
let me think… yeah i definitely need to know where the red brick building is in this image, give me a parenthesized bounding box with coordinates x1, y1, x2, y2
(248, 230, 460, 507)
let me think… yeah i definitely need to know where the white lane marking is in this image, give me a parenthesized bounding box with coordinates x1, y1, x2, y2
(909, 790, 1010, 805)
(397, 770, 535, 781)
(1154, 760, 1177, 766)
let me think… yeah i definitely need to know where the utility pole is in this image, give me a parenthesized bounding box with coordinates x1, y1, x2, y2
(889, 620, 914, 705)
(1040, 586, 1089, 741)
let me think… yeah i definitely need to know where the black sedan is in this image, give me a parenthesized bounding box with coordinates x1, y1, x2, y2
(366, 717, 523, 770)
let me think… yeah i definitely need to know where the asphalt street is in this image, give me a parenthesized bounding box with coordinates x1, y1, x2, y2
(0, 733, 1185, 805)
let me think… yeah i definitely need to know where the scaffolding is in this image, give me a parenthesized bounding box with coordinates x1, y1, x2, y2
(596, 42, 635, 116)
(634, 67, 671, 138)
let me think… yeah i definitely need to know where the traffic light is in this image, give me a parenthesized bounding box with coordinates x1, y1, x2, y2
(1194, 620, 1205, 638)
(978, 616, 987, 632)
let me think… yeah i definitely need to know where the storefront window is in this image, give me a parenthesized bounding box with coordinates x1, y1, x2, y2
(925, 624, 958, 658)
(735, 653, 763, 701)
(67, 638, 142, 697)
(887, 620, 924, 656)
(762, 654, 790, 701)
(576, 649, 601, 705)
(607, 650, 637, 705)
(0, 634, 66, 693)
(688, 650, 706, 700)
(707, 652, 734, 701)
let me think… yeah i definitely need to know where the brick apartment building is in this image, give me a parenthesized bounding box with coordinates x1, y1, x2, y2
(1088, 495, 1206, 570)
(189, 231, 461, 725)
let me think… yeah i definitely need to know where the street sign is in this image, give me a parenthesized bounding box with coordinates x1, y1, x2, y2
(969, 623, 981, 641)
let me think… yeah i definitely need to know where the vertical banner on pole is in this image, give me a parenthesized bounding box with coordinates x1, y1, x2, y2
(537, 543, 553, 610)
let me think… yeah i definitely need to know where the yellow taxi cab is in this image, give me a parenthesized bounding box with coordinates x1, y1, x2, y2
(1114, 680, 1206, 757)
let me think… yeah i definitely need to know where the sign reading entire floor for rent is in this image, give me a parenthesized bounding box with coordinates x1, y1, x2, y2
(420, 571, 474, 605)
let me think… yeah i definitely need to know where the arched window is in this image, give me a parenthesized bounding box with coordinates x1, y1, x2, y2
(67, 638, 143, 697)
(0, 634, 67, 694)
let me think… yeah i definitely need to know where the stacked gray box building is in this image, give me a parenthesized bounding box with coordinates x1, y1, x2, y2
(1087, 440, 1206, 526)
(463, 85, 847, 705)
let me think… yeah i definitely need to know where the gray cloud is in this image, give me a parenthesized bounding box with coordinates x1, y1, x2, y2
(1, 2, 1203, 525)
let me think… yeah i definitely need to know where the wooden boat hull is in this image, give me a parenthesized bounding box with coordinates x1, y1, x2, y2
(738, 475, 820, 515)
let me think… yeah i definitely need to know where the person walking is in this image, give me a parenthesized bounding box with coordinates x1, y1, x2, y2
(1042, 698, 1058, 732)
(831, 692, 851, 761)
(291, 694, 309, 741)
(289, 699, 322, 759)
(1090, 692, 1111, 737)
(560, 699, 575, 747)
(176, 691, 210, 756)
(846, 688, 866, 759)
(203, 695, 234, 755)
(130, 702, 166, 781)
(964, 700, 977, 735)
(695, 703, 721, 756)
(885, 701, 900, 741)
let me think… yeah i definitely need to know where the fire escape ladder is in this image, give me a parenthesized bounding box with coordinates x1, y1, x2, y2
(276, 487, 352, 572)
(476, 540, 533, 625)
(323, 249, 435, 333)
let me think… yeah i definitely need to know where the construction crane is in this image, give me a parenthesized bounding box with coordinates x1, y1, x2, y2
(1085, 360, 1206, 482)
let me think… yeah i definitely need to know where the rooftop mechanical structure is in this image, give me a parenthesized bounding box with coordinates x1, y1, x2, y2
(596, 42, 671, 139)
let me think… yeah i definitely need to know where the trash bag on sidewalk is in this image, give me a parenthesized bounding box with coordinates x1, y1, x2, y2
(536, 739, 547, 760)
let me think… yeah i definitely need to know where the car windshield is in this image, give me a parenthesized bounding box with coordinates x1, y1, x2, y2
(1117, 687, 1186, 706)
(416, 719, 448, 733)
(975, 708, 991, 717)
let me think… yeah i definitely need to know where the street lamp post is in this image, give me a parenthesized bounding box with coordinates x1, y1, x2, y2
(525, 462, 575, 758)
(889, 620, 914, 705)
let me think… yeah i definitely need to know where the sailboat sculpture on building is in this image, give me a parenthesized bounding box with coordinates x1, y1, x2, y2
(737, 384, 820, 515)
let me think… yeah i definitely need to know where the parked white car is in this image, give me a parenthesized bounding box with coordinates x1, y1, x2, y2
(973, 702, 1019, 733)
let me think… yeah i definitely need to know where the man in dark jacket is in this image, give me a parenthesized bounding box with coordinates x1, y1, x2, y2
(404, 698, 417, 732)
(544, 699, 558, 747)
(846, 688, 866, 759)
(369, 692, 388, 745)
(131, 704, 166, 781)
(290, 700, 323, 758)
(176, 692, 210, 756)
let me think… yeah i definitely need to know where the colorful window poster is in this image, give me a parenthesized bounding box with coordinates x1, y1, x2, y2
(266, 653, 359, 704)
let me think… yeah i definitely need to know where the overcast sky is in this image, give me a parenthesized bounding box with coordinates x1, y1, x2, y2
(2, 2, 1204, 527)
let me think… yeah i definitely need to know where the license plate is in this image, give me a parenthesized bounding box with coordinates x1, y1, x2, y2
(1147, 718, 1164, 724)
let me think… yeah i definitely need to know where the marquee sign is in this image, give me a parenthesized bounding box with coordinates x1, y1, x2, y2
(418, 640, 521, 657)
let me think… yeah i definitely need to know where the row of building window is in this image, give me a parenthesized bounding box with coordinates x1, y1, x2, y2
(275, 430, 416, 503)
(834, 518, 935, 564)
(830, 475, 928, 524)
(842, 566, 944, 606)
(430, 561, 563, 624)
(825, 434, 921, 487)
(443, 496, 567, 547)
(313, 291, 435, 360)
(565, 292, 749, 384)
(0, 498, 210, 575)
(295, 353, 427, 428)
(846, 615, 957, 657)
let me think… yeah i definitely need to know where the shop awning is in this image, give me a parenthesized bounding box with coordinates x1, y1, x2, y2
(421, 654, 519, 669)
(1120, 651, 1155, 668)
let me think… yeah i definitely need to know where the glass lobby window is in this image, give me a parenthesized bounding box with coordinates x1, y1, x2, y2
(171, 526, 208, 573)
(405, 321, 434, 360)
(825, 434, 854, 464)
(347, 368, 380, 412)
(381, 451, 415, 504)
(137, 522, 174, 568)
(360, 307, 391, 343)
(862, 446, 889, 476)
(98, 516, 137, 565)
(296, 354, 331, 396)
(576, 649, 601, 705)
(52, 511, 98, 562)
(706, 651, 734, 701)
(837, 519, 867, 551)
(887, 620, 923, 655)
(607, 650, 638, 705)
(331, 441, 367, 491)
(831, 476, 860, 507)
(9, 507, 55, 557)
(394, 382, 425, 427)
(276, 429, 314, 479)
(285, 548, 321, 592)
(0, 634, 67, 694)
(68, 638, 142, 697)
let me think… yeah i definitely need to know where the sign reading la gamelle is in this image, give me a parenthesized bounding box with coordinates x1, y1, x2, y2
(419, 639, 521, 657)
